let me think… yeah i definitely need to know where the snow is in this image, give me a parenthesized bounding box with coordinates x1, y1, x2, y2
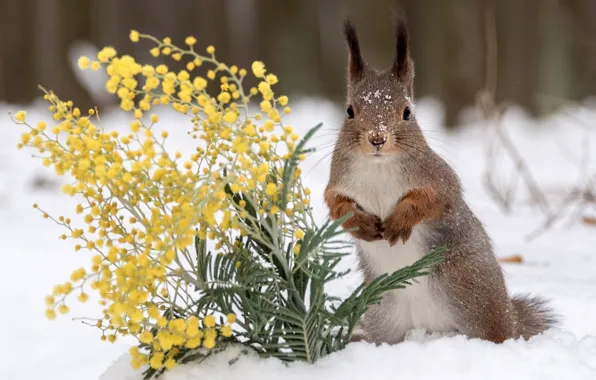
(102, 332, 596, 380)
(1, 97, 595, 380)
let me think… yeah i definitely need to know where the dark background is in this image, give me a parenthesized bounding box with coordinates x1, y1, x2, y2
(2, 0, 595, 126)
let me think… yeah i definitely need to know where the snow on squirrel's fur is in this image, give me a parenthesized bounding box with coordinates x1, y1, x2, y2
(2, 97, 596, 380)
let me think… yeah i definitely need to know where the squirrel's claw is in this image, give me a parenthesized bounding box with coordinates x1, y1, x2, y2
(383, 221, 413, 247)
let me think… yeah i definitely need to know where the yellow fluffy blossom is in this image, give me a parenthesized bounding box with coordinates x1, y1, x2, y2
(45, 309, 56, 320)
(221, 325, 233, 337)
(266, 74, 278, 85)
(266, 183, 277, 196)
(78, 56, 91, 70)
(252, 61, 266, 78)
(129, 30, 140, 42)
(185, 36, 197, 46)
(14, 111, 26, 122)
(203, 315, 216, 328)
(278, 96, 289, 106)
(97, 47, 117, 63)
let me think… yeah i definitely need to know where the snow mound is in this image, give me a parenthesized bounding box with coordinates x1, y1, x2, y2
(101, 330, 596, 380)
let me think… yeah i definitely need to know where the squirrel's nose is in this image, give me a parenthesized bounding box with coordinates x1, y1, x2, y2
(368, 131, 387, 147)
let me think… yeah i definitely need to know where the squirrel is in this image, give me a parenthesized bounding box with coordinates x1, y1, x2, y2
(324, 17, 558, 345)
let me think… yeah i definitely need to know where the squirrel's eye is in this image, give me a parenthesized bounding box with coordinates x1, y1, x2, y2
(402, 107, 411, 121)
(347, 105, 355, 119)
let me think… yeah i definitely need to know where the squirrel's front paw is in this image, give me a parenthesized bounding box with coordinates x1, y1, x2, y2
(345, 211, 383, 242)
(383, 207, 416, 246)
(383, 189, 440, 246)
(383, 218, 414, 246)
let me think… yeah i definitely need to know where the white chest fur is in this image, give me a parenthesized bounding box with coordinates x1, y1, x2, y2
(336, 159, 456, 341)
(340, 159, 406, 220)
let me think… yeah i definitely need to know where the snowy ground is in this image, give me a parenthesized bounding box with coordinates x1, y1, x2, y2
(1, 97, 595, 380)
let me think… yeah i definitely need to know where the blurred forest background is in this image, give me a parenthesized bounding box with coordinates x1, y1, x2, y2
(1, 0, 595, 126)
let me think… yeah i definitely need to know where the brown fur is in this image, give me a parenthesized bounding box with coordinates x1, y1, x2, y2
(324, 16, 559, 344)
(437, 252, 517, 343)
(324, 189, 383, 242)
(384, 187, 448, 246)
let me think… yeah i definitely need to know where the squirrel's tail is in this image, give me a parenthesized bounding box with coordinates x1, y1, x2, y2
(511, 294, 559, 339)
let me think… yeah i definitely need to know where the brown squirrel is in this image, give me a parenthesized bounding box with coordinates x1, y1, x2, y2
(324, 17, 558, 344)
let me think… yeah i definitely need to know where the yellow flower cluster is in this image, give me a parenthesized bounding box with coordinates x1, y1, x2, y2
(13, 31, 313, 373)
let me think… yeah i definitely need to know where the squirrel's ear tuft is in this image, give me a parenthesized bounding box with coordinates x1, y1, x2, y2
(392, 13, 412, 79)
(343, 18, 365, 82)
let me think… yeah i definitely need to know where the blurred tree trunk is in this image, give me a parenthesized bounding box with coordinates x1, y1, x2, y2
(437, 0, 484, 128)
(258, 0, 311, 96)
(536, 1, 573, 104)
(92, 0, 144, 56)
(225, 0, 258, 71)
(197, 0, 229, 61)
(400, 0, 433, 99)
(562, 0, 596, 100)
(438, 1, 461, 128)
(315, 0, 345, 97)
(495, 0, 539, 115)
(577, 0, 596, 98)
(297, 0, 326, 95)
(141, 0, 179, 66)
(33, 0, 94, 110)
(0, 0, 37, 102)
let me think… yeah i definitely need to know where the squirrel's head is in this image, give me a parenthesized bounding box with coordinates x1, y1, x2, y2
(340, 17, 423, 162)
